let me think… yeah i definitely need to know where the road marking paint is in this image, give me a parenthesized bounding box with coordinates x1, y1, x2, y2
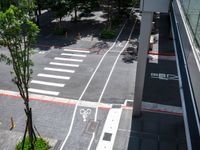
(148, 54, 176, 61)
(150, 73, 179, 81)
(54, 57, 83, 62)
(59, 19, 129, 150)
(96, 108, 122, 150)
(63, 49, 90, 53)
(50, 62, 79, 67)
(87, 19, 137, 150)
(37, 73, 70, 80)
(31, 80, 65, 87)
(44, 67, 75, 73)
(80, 109, 91, 122)
(0, 89, 182, 116)
(28, 88, 59, 96)
(61, 53, 87, 57)
(148, 54, 158, 63)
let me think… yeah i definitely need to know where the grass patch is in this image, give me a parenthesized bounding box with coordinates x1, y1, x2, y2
(100, 28, 116, 39)
(16, 137, 50, 150)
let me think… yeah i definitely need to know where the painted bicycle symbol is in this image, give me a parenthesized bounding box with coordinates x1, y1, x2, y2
(80, 109, 91, 122)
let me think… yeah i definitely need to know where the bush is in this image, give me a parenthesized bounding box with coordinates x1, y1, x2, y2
(16, 137, 50, 150)
(100, 28, 116, 39)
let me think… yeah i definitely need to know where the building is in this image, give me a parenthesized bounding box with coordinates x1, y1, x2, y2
(134, 0, 200, 149)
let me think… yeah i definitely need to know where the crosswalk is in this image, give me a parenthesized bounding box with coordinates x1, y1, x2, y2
(28, 48, 90, 96)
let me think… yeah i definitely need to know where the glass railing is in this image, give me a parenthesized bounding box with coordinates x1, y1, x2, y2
(180, 0, 200, 48)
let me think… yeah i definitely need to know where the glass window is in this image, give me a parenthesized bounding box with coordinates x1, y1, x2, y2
(180, 0, 200, 47)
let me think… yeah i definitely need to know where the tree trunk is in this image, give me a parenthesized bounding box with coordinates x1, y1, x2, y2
(107, 0, 111, 29)
(22, 100, 36, 150)
(59, 17, 62, 29)
(37, 0, 42, 15)
(74, 6, 77, 22)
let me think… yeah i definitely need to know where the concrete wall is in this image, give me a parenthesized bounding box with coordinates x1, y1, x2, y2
(140, 0, 171, 12)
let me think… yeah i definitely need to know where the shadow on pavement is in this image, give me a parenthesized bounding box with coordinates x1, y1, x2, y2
(127, 111, 187, 150)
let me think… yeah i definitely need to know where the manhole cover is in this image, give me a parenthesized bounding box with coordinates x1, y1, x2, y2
(84, 120, 99, 134)
(103, 132, 112, 141)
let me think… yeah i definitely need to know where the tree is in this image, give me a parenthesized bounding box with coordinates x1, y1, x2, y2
(0, 2, 39, 149)
(0, 0, 18, 12)
(47, 0, 72, 28)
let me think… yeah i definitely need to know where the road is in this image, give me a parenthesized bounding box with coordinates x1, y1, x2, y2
(0, 15, 186, 150)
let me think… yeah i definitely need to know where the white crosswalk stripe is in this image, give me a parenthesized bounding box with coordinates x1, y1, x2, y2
(37, 73, 70, 80)
(31, 80, 65, 87)
(28, 88, 59, 96)
(44, 67, 75, 73)
(61, 53, 87, 57)
(50, 62, 79, 67)
(29, 48, 89, 97)
(54, 57, 83, 62)
(63, 49, 90, 53)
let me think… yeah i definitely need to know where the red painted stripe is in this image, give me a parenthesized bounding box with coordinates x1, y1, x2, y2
(0, 93, 111, 109)
(0, 93, 21, 99)
(148, 51, 175, 56)
(98, 106, 111, 110)
(0, 93, 182, 116)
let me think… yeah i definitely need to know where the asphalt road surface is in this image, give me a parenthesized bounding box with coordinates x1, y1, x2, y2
(0, 16, 186, 150)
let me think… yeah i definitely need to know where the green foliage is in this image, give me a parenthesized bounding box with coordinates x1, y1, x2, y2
(0, 0, 35, 15)
(79, 0, 99, 15)
(0, 5, 39, 98)
(47, 0, 72, 20)
(16, 137, 50, 150)
(100, 28, 116, 39)
(132, 0, 140, 7)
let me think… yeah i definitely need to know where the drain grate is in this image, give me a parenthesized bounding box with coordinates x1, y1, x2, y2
(103, 132, 112, 141)
(84, 120, 99, 134)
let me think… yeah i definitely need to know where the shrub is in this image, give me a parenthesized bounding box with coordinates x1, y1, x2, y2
(100, 28, 116, 39)
(16, 137, 50, 150)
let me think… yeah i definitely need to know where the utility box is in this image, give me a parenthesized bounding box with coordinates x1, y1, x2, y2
(140, 0, 171, 13)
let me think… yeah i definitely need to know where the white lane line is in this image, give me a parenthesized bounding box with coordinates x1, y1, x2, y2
(63, 49, 90, 53)
(96, 108, 122, 150)
(87, 20, 137, 150)
(44, 67, 75, 73)
(50, 62, 79, 67)
(37, 73, 70, 80)
(61, 53, 87, 57)
(59, 19, 128, 150)
(31, 80, 65, 87)
(54, 57, 83, 62)
(28, 88, 59, 96)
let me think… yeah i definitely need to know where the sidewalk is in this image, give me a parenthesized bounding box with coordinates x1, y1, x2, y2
(114, 110, 187, 150)
(0, 129, 58, 150)
(114, 13, 187, 150)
